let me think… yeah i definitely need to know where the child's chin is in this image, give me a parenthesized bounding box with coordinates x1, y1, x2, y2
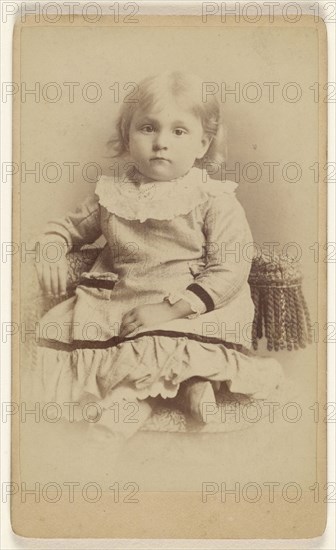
(149, 167, 177, 181)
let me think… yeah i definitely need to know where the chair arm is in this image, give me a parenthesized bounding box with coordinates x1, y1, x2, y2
(22, 246, 102, 318)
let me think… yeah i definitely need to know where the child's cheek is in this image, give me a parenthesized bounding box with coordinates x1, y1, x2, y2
(134, 135, 147, 148)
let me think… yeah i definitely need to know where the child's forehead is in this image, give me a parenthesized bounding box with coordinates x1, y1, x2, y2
(133, 101, 200, 122)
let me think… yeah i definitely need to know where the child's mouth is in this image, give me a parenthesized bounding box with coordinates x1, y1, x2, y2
(150, 157, 171, 163)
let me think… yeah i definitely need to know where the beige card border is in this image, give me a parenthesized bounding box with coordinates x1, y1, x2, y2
(11, 13, 328, 539)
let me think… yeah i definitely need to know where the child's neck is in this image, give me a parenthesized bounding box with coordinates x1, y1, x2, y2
(124, 164, 194, 184)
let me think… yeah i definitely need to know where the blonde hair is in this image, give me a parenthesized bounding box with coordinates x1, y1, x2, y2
(108, 71, 228, 173)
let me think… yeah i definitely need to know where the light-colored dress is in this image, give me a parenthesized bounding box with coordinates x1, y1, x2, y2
(36, 166, 283, 415)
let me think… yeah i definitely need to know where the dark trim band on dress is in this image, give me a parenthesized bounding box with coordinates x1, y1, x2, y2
(37, 329, 255, 357)
(186, 283, 215, 312)
(78, 278, 117, 290)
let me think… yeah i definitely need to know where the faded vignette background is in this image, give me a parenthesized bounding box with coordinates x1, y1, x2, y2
(12, 15, 327, 538)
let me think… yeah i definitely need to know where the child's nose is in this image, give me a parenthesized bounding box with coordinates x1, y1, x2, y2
(153, 131, 169, 150)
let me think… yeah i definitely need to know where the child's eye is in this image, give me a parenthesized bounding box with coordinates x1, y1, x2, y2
(174, 128, 187, 136)
(141, 125, 154, 133)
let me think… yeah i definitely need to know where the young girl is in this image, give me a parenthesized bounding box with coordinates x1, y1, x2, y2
(35, 70, 283, 439)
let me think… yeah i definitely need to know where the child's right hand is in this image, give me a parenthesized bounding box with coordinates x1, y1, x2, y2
(34, 238, 69, 298)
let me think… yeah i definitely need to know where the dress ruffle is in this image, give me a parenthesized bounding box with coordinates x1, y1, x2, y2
(95, 168, 239, 223)
(36, 334, 284, 421)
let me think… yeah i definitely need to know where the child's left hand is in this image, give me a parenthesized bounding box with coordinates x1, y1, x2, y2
(119, 302, 178, 339)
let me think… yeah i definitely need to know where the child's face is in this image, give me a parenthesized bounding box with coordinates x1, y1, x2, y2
(127, 99, 211, 181)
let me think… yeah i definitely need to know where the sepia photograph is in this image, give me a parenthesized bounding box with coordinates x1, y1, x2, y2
(8, 5, 329, 540)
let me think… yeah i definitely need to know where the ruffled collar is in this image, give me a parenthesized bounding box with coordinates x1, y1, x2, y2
(95, 166, 238, 223)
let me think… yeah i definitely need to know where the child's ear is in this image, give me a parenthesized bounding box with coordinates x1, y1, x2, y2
(196, 134, 213, 159)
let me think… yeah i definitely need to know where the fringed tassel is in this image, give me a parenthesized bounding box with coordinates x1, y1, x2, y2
(284, 288, 293, 351)
(293, 286, 306, 348)
(265, 287, 275, 351)
(273, 287, 281, 351)
(251, 286, 259, 350)
(257, 289, 263, 340)
(251, 283, 313, 351)
(250, 251, 313, 351)
(286, 287, 300, 350)
(299, 287, 313, 344)
(278, 288, 287, 350)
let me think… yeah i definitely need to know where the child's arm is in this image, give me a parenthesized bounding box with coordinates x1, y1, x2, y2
(35, 193, 102, 297)
(182, 194, 253, 314)
(38, 193, 102, 253)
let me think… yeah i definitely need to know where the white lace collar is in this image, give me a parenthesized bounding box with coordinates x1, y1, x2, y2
(95, 166, 238, 223)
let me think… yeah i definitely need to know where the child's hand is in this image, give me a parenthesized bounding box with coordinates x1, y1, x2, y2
(35, 239, 68, 299)
(119, 302, 179, 338)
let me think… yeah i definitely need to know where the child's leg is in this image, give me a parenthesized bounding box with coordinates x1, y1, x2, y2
(176, 378, 218, 423)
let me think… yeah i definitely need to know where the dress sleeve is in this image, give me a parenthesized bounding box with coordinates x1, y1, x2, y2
(185, 193, 253, 312)
(38, 192, 102, 253)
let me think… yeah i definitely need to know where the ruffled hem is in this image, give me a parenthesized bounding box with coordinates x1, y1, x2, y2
(35, 334, 284, 420)
(95, 168, 238, 223)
